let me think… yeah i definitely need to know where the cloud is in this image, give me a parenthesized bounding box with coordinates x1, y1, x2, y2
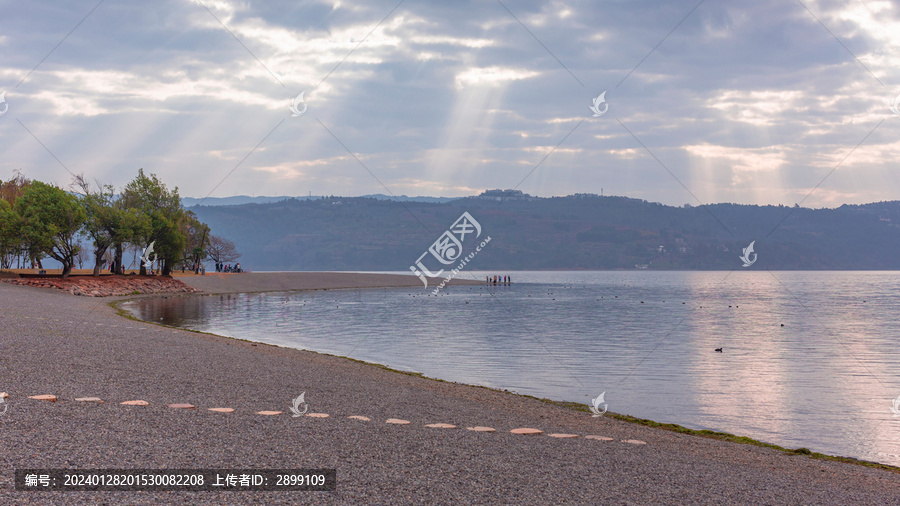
(0, 0, 898, 206)
(454, 66, 540, 89)
(684, 143, 787, 173)
(705, 90, 807, 126)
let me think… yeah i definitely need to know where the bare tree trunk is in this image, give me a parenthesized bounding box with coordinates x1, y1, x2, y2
(93, 253, 104, 277)
(92, 245, 108, 277)
(114, 243, 124, 275)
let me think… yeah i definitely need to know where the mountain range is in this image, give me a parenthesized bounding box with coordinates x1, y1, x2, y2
(182, 194, 459, 207)
(187, 191, 900, 271)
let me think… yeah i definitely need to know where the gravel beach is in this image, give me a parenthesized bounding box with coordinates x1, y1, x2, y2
(1, 275, 898, 504)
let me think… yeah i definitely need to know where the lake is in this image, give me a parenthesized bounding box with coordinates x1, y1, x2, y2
(123, 270, 900, 466)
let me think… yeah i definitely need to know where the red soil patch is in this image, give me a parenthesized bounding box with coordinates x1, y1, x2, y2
(2, 274, 199, 297)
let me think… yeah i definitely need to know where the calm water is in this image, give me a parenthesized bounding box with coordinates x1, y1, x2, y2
(123, 271, 900, 466)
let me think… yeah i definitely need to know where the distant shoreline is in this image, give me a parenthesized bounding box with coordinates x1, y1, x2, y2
(0, 270, 481, 297)
(173, 271, 481, 294)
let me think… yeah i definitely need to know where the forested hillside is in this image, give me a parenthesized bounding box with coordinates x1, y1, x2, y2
(189, 192, 900, 271)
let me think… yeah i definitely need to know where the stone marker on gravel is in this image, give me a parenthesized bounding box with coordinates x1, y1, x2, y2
(120, 400, 149, 406)
(74, 397, 103, 403)
(347, 415, 371, 421)
(208, 408, 234, 413)
(386, 418, 411, 425)
(256, 410, 282, 416)
(466, 426, 496, 432)
(167, 403, 196, 409)
(306, 413, 330, 418)
(28, 395, 58, 402)
(585, 435, 614, 441)
(425, 423, 457, 429)
(622, 439, 647, 445)
(548, 433, 578, 438)
(510, 428, 543, 435)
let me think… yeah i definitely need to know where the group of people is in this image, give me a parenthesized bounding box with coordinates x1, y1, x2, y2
(215, 262, 242, 273)
(486, 275, 511, 285)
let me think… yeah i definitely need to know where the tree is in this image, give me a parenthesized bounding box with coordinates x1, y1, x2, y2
(0, 200, 17, 269)
(14, 181, 86, 278)
(0, 170, 30, 206)
(74, 175, 150, 276)
(206, 235, 241, 264)
(122, 169, 185, 275)
(74, 240, 89, 269)
(180, 210, 210, 271)
(0, 172, 32, 268)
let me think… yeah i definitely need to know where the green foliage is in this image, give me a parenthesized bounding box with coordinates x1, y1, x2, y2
(0, 200, 17, 269)
(1, 170, 230, 277)
(122, 169, 187, 275)
(0, 173, 33, 268)
(181, 210, 210, 268)
(14, 181, 86, 277)
(76, 175, 152, 276)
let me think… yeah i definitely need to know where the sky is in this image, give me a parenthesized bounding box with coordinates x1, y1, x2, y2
(2, 0, 900, 207)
